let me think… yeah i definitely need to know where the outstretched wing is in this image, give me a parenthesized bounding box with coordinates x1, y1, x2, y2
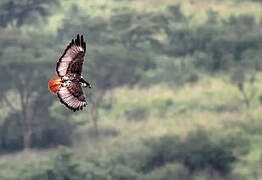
(56, 34, 86, 77)
(57, 82, 87, 111)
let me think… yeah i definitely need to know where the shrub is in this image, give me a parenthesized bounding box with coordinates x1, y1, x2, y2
(85, 146, 145, 180)
(140, 163, 192, 180)
(0, 112, 23, 152)
(141, 129, 249, 175)
(15, 147, 86, 180)
(182, 130, 236, 174)
(142, 135, 182, 172)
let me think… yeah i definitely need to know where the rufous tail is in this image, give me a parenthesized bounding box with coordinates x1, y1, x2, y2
(48, 77, 62, 94)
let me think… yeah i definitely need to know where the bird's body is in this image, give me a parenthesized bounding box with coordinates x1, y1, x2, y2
(48, 34, 91, 111)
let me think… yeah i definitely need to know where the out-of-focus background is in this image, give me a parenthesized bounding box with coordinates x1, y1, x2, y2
(0, 0, 262, 179)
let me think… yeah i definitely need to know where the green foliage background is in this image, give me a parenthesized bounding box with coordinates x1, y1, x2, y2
(0, 0, 262, 179)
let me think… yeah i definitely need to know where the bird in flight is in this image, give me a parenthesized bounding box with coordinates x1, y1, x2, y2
(48, 34, 91, 111)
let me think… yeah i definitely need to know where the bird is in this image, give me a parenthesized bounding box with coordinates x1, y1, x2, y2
(48, 34, 91, 112)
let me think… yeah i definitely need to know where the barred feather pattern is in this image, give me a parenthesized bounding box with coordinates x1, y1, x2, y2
(57, 85, 87, 112)
(52, 34, 89, 112)
(56, 34, 86, 77)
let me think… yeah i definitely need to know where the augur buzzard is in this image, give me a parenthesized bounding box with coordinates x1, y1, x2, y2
(48, 34, 91, 111)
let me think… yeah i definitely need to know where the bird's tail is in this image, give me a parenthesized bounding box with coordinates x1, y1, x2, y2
(48, 77, 62, 94)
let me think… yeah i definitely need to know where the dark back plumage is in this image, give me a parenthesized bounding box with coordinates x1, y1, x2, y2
(53, 34, 89, 111)
(56, 34, 86, 77)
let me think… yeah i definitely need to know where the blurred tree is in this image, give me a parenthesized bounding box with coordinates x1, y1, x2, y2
(153, 4, 193, 57)
(0, 112, 23, 151)
(231, 68, 258, 109)
(141, 163, 192, 180)
(206, 9, 219, 25)
(0, 0, 59, 27)
(110, 10, 160, 51)
(0, 61, 53, 149)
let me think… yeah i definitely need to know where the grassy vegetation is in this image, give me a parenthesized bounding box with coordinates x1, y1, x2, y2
(1, 72, 262, 178)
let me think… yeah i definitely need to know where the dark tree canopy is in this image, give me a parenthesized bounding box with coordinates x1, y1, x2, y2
(0, 0, 59, 27)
